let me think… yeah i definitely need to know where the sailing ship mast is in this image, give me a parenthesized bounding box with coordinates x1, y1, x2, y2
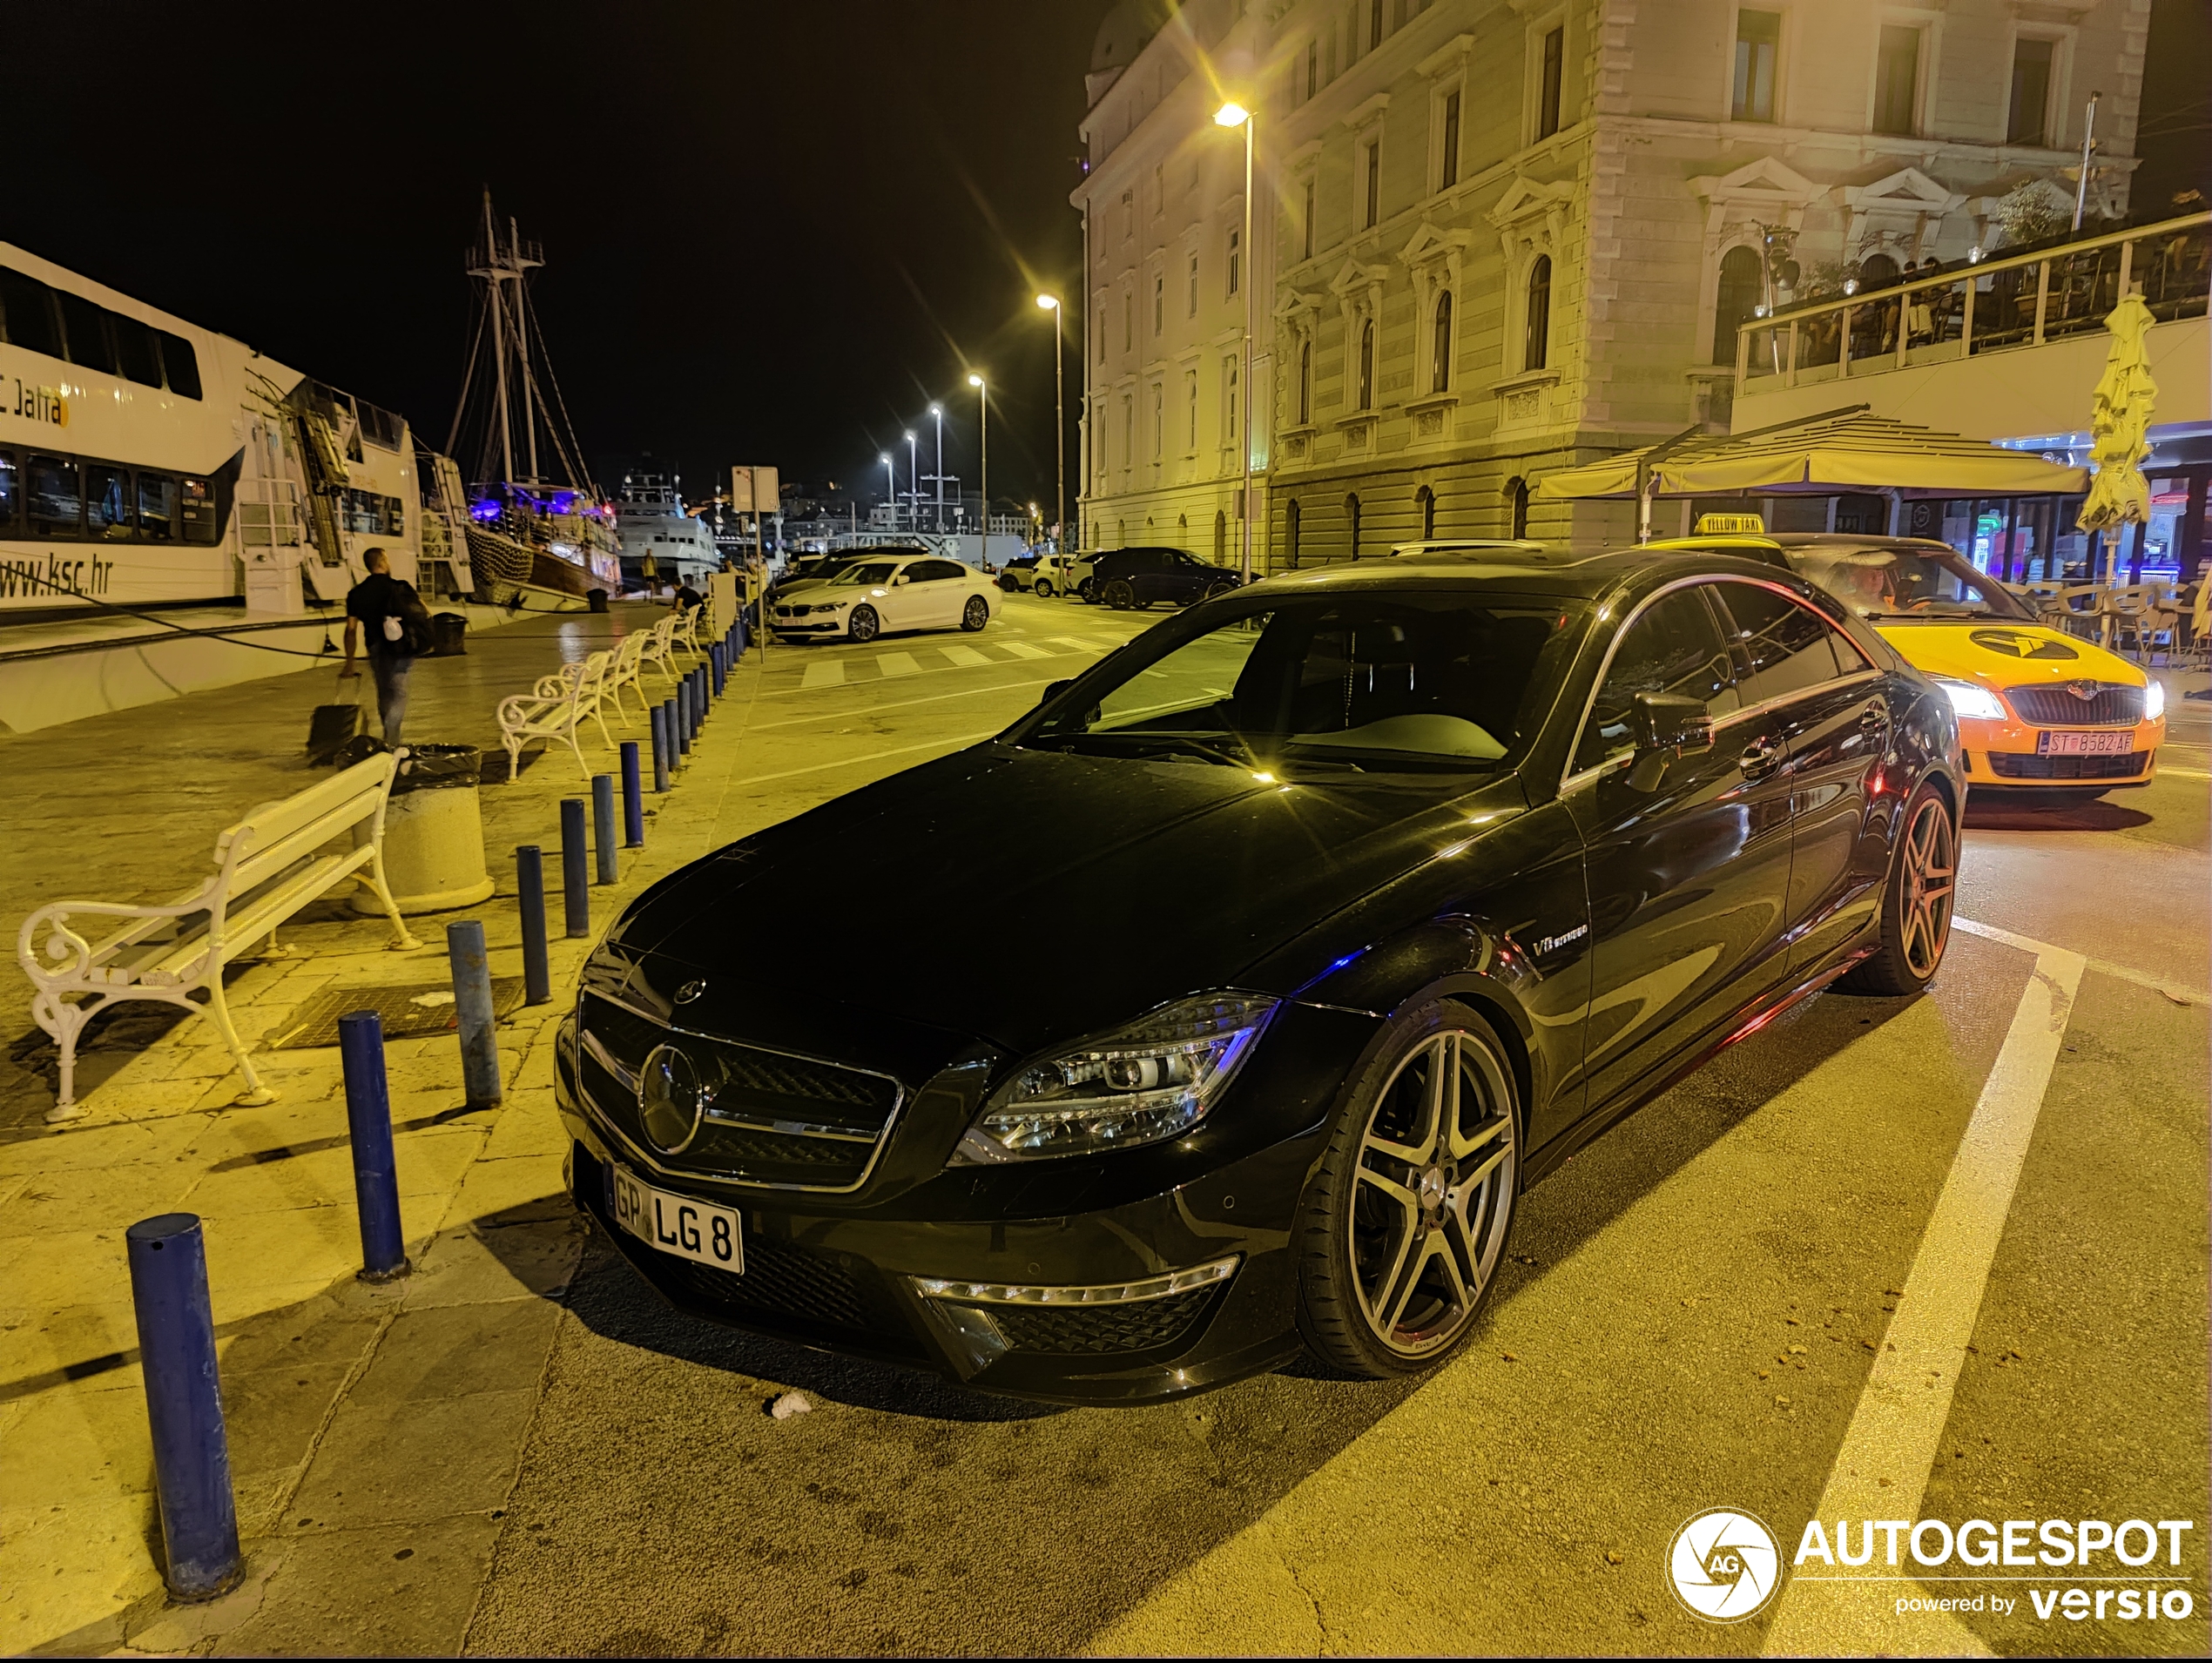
(446, 188, 590, 496)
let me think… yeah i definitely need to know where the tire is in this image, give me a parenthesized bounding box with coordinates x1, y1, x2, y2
(847, 604, 880, 643)
(1034, 581, 1055, 599)
(1204, 577, 1238, 602)
(961, 595, 989, 631)
(1295, 1000, 1520, 1378)
(1838, 780, 1956, 995)
(1077, 579, 1096, 602)
(1103, 579, 1136, 610)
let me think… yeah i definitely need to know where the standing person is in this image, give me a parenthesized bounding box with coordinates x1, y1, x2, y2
(341, 547, 426, 744)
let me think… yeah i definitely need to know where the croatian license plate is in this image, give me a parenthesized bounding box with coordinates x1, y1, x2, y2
(2037, 731, 2134, 757)
(610, 1165, 743, 1273)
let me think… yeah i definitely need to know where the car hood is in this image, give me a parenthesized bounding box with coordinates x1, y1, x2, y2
(610, 743, 1501, 1068)
(1871, 620, 2146, 688)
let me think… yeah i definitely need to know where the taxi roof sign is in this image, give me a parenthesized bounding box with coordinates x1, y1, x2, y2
(1696, 512, 1766, 535)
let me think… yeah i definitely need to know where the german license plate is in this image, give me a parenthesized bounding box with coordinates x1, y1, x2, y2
(610, 1165, 743, 1273)
(2037, 731, 2134, 757)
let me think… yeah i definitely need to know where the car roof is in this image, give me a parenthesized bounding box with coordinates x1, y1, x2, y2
(1244, 547, 1817, 604)
(1098, 545, 1196, 556)
(1385, 539, 1553, 560)
(1765, 533, 1962, 555)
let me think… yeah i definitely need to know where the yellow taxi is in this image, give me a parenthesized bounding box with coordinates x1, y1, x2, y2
(1646, 526, 2165, 796)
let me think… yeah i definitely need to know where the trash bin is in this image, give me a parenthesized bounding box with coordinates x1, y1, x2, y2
(587, 589, 610, 613)
(429, 611, 469, 656)
(351, 744, 496, 915)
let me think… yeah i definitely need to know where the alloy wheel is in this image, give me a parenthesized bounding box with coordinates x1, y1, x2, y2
(962, 596, 989, 630)
(1349, 1029, 1516, 1358)
(1898, 797, 1955, 980)
(849, 605, 880, 642)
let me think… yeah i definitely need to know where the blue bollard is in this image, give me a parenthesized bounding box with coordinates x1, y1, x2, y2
(592, 774, 617, 885)
(675, 688, 692, 757)
(338, 1011, 409, 1280)
(446, 919, 502, 1106)
(127, 1213, 241, 1601)
(620, 742, 644, 847)
(692, 669, 707, 733)
(560, 798, 590, 938)
(515, 846, 550, 1005)
(651, 705, 671, 791)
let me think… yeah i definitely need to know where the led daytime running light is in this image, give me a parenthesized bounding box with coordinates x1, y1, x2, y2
(914, 1256, 1238, 1307)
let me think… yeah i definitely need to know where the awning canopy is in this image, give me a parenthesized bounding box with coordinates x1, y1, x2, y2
(1535, 407, 2091, 500)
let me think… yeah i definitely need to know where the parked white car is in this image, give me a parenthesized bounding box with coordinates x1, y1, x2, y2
(769, 554, 999, 643)
(1001, 554, 1081, 597)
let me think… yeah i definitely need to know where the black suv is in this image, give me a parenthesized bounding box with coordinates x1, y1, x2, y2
(1085, 547, 1239, 609)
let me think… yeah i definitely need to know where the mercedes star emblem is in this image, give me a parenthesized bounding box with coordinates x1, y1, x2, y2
(675, 980, 706, 1004)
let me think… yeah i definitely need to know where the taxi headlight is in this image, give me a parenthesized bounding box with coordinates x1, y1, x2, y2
(2144, 680, 2165, 722)
(954, 992, 1278, 1162)
(1932, 675, 2006, 722)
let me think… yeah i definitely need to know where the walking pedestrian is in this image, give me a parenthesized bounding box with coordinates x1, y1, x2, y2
(341, 547, 428, 744)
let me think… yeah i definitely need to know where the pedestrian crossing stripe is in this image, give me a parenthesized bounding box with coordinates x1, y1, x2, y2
(939, 644, 991, 667)
(997, 641, 1054, 659)
(1047, 635, 1116, 650)
(800, 660, 846, 689)
(876, 652, 922, 677)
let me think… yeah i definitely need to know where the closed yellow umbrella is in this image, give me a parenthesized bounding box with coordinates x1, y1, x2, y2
(2077, 292, 2160, 580)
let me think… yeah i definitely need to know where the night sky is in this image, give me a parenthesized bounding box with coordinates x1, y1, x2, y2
(13, 1, 1116, 515)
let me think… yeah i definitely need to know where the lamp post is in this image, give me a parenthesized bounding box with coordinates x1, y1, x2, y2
(968, 373, 988, 569)
(929, 403, 945, 532)
(1215, 101, 1255, 584)
(1035, 293, 1065, 555)
(880, 453, 894, 529)
(903, 429, 918, 532)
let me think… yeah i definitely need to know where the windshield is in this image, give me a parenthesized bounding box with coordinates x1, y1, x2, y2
(833, 561, 900, 587)
(1012, 593, 1588, 776)
(1786, 543, 2030, 622)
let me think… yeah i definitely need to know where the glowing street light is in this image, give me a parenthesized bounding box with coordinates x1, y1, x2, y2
(968, 374, 989, 569)
(1035, 293, 1066, 559)
(1215, 101, 1254, 582)
(880, 452, 894, 522)
(903, 428, 918, 530)
(929, 403, 945, 530)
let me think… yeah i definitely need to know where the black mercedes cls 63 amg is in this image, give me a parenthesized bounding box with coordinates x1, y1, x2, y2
(556, 547, 1961, 1404)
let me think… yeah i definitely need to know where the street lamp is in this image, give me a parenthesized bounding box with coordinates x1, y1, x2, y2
(1035, 293, 1065, 556)
(1215, 100, 1255, 584)
(880, 452, 894, 528)
(903, 429, 918, 531)
(968, 373, 988, 569)
(929, 403, 945, 532)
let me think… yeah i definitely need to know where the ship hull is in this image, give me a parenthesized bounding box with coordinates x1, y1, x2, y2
(465, 526, 603, 612)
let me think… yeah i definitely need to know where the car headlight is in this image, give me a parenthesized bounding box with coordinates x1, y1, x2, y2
(1932, 675, 2006, 722)
(954, 992, 1278, 1162)
(2144, 680, 2165, 722)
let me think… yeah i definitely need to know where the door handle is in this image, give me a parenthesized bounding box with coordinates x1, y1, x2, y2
(1740, 738, 1784, 780)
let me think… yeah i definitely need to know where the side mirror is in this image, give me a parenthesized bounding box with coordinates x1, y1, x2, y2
(1627, 691, 1712, 791)
(1043, 679, 1074, 701)
(894, 574, 910, 586)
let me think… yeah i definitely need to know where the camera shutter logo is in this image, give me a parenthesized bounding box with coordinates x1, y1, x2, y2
(1669, 1507, 1781, 1623)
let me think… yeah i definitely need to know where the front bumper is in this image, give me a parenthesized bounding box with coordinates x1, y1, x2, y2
(553, 1004, 1373, 1404)
(1958, 715, 2164, 788)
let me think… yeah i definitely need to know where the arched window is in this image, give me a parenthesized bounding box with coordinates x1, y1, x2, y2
(1345, 493, 1362, 560)
(1213, 508, 1227, 563)
(1523, 257, 1552, 373)
(1298, 338, 1312, 425)
(1711, 246, 1765, 365)
(1859, 252, 1900, 289)
(1416, 485, 1436, 539)
(1285, 499, 1302, 568)
(1358, 319, 1376, 409)
(1508, 477, 1530, 540)
(1431, 292, 1453, 393)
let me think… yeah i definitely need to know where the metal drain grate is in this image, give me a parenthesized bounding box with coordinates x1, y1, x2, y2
(266, 979, 527, 1049)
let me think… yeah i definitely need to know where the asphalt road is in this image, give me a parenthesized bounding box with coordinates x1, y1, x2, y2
(448, 596, 2207, 1657)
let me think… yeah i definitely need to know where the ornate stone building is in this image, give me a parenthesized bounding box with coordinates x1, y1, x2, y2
(1075, 0, 2150, 567)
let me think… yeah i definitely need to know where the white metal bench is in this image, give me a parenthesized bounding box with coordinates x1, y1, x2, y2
(17, 754, 422, 1122)
(497, 649, 617, 781)
(636, 614, 683, 688)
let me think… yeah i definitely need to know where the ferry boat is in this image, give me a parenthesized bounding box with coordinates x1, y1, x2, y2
(614, 467, 720, 590)
(443, 196, 621, 611)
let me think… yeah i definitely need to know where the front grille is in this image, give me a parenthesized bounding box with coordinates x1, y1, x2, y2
(991, 1287, 1217, 1356)
(577, 992, 900, 1190)
(1986, 749, 2150, 780)
(2006, 683, 2144, 726)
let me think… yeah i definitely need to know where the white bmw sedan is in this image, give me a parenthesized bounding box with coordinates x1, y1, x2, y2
(769, 554, 999, 643)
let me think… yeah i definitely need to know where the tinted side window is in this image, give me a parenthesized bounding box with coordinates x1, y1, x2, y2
(112, 315, 163, 387)
(0, 269, 63, 359)
(84, 464, 132, 539)
(915, 560, 964, 582)
(1712, 582, 1853, 704)
(1575, 589, 1740, 773)
(155, 330, 202, 398)
(28, 454, 83, 537)
(138, 472, 177, 541)
(58, 293, 117, 375)
(181, 475, 221, 543)
(0, 450, 16, 527)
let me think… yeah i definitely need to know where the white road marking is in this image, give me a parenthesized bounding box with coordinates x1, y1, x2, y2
(752, 677, 1062, 729)
(1954, 915, 2208, 1005)
(1049, 635, 1116, 650)
(938, 644, 992, 667)
(1763, 927, 2086, 1658)
(799, 660, 845, 690)
(2157, 764, 2209, 779)
(875, 652, 921, 677)
(729, 731, 1001, 787)
(997, 641, 1054, 660)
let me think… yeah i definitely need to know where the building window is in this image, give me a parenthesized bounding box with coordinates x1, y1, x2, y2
(1370, 0, 1383, 51)
(1227, 227, 1241, 296)
(1302, 178, 1317, 259)
(1214, 508, 1228, 562)
(1873, 24, 1920, 136)
(2008, 37, 2054, 146)
(1417, 484, 1436, 538)
(1440, 91, 1461, 189)
(1523, 256, 1552, 372)
(1431, 292, 1453, 393)
(1285, 498, 1302, 567)
(1120, 397, 1133, 470)
(1733, 10, 1780, 122)
(1121, 191, 1134, 241)
(1096, 295, 1107, 364)
(1537, 26, 1564, 139)
(1188, 252, 1199, 317)
(1123, 292, 1132, 353)
(1306, 40, 1318, 102)
(1346, 492, 1362, 559)
(1224, 360, 1239, 441)
(1510, 477, 1530, 539)
(1186, 369, 1199, 449)
(1153, 272, 1164, 337)
(1298, 339, 1312, 424)
(1152, 165, 1163, 216)
(1712, 246, 1764, 365)
(1364, 141, 1380, 228)
(1358, 320, 1376, 409)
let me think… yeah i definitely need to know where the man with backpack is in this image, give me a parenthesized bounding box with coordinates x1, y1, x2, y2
(341, 546, 431, 744)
